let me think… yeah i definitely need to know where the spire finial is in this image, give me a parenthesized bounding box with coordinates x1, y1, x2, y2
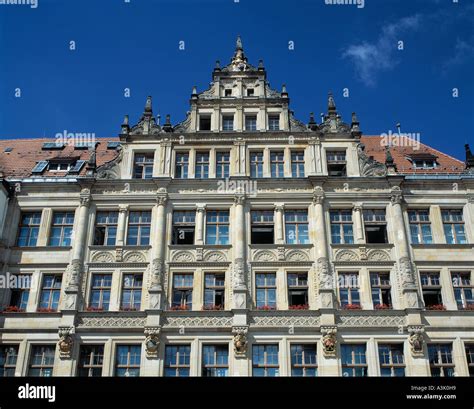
(236, 35, 243, 50)
(466, 144, 474, 169)
(328, 92, 336, 110)
(145, 96, 152, 113)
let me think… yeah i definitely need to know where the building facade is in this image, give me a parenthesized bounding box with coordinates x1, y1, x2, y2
(1, 38, 474, 377)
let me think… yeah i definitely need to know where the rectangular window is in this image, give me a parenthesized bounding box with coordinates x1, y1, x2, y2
(341, 344, 367, 377)
(78, 345, 104, 377)
(250, 151, 264, 178)
(370, 273, 392, 309)
(270, 151, 284, 178)
(268, 115, 280, 131)
(452, 272, 474, 310)
(8, 274, 31, 311)
(339, 273, 360, 308)
(16, 212, 41, 247)
(291, 151, 305, 177)
(285, 210, 309, 244)
(172, 211, 195, 245)
(172, 274, 193, 310)
(247, 88, 254, 96)
(206, 210, 229, 245)
(287, 273, 308, 309)
(428, 344, 455, 377)
(408, 210, 433, 244)
(255, 273, 276, 310)
(93, 211, 118, 246)
(330, 210, 354, 244)
(115, 345, 141, 377)
(204, 273, 225, 310)
(38, 275, 62, 311)
(245, 115, 257, 131)
(164, 345, 191, 377)
(253, 344, 279, 377)
(126, 211, 151, 246)
(195, 151, 210, 179)
(121, 274, 142, 311)
(49, 211, 74, 246)
(326, 150, 347, 176)
(442, 209, 467, 244)
(222, 115, 234, 131)
(0, 345, 18, 377)
(89, 274, 112, 311)
(202, 345, 228, 377)
(175, 152, 189, 179)
(251, 210, 274, 244)
(378, 344, 405, 377)
(216, 152, 230, 178)
(363, 209, 388, 244)
(133, 152, 154, 179)
(290, 344, 317, 377)
(199, 115, 211, 131)
(224, 89, 232, 97)
(466, 344, 474, 376)
(421, 273, 443, 309)
(28, 345, 55, 376)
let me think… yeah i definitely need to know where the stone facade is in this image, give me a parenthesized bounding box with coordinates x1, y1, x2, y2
(0, 38, 473, 377)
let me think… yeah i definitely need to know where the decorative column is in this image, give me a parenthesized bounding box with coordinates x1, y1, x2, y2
(390, 188, 422, 309)
(157, 140, 172, 177)
(233, 139, 246, 177)
(232, 194, 247, 309)
(353, 203, 365, 244)
(274, 204, 285, 245)
(115, 205, 128, 261)
(195, 204, 206, 246)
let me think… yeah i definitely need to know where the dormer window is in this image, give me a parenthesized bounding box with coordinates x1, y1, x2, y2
(406, 153, 438, 170)
(327, 151, 347, 176)
(199, 115, 211, 131)
(247, 88, 254, 96)
(224, 89, 232, 97)
(48, 161, 72, 172)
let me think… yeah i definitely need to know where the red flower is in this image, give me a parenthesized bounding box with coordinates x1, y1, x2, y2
(289, 304, 309, 310)
(374, 304, 392, 310)
(344, 304, 362, 310)
(86, 306, 104, 312)
(426, 304, 446, 311)
(120, 306, 138, 312)
(202, 304, 223, 311)
(2, 306, 25, 313)
(256, 305, 276, 311)
(170, 305, 190, 311)
(37, 307, 57, 313)
(464, 304, 474, 311)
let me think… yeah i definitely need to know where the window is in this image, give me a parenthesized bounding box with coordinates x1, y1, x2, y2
(8, 274, 30, 311)
(216, 152, 230, 178)
(255, 273, 276, 310)
(370, 273, 392, 309)
(172, 274, 193, 310)
(330, 210, 354, 244)
(199, 115, 211, 131)
(408, 210, 433, 244)
(222, 115, 234, 131)
(270, 151, 284, 177)
(172, 211, 195, 245)
(175, 152, 189, 178)
(164, 345, 191, 377)
(195, 151, 210, 179)
(378, 344, 405, 376)
(452, 272, 474, 310)
(326, 151, 347, 176)
(291, 151, 305, 178)
(224, 89, 232, 97)
(126, 211, 151, 246)
(285, 210, 309, 244)
(413, 159, 437, 169)
(16, 212, 41, 247)
(250, 151, 264, 178)
(89, 274, 112, 311)
(363, 209, 388, 244)
(0, 345, 18, 377)
(290, 344, 317, 376)
(206, 210, 229, 245)
(287, 273, 308, 308)
(121, 274, 142, 311)
(48, 161, 71, 172)
(339, 273, 360, 308)
(466, 344, 474, 376)
(115, 345, 141, 377)
(48, 211, 74, 246)
(28, 345, 55, 376)
(38, 275, 62, 311)
(246, 88, 254, 96)
(133, 152, 154, 179)
(245, 115, 257, 131)
(251, 210, 274, 244)
(428, 344, 455, 377)
(341, 344, 367, 377)
(78, 345, 104, 377)
(268, 115, 280, 131)
(253, 345, 279, 376)
(421, 273, 443, 309)
(93, 211, 118, 246)
(202, 345, 228, 377)
(204, 273, 225, 310)
(442, 209, 467, 244)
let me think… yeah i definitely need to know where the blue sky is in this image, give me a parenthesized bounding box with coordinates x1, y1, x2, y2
(0, 0, 472, 160)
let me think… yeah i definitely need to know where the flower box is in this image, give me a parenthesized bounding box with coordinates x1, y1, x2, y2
(170, 305, 190, 311)
(289, 304, 309, 310)
(426, 304, 446, 311)
(374, 304, 392, 310)
(120, 306, 138, 312)
(2, 306, 25, 313)
(37, 307, 57, 313)
(464, 304, 474, 311)
(344, 304, 362, 310)
(202, 304, 224, 311)
(256, 305, 276, 311)
(86, 306, 105, 312)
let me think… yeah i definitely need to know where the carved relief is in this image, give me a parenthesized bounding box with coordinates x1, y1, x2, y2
(408, 326, 425, 355)
(254, 250, 277, 262)
(232, 326, 248, 357)
(144, 327, 161, 359)
(123, 252, 146, 263)
(172, 251, 195, 263)
(321, 326, 337, 356)
(286, 250, 309, 262)
(204, 251, 227, 262)
(58, 326, 74, 359)
(65, 259, 81, 291)
(367, 249, 390, 261)
(149, 258, 164, 290)
(335, 250, 358, 262)
(398, 256, 416, 288)
(91, 251, 114, 263)
(233, 258, 246, 289)
(317, 257, 333, 290)
(358, 143, 387, 177)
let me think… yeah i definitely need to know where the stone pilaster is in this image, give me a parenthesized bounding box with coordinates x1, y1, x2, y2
(233, 139, 246, 176)
(274, 204, 285, 245)
(353, 203, 365, 244)
(195, 204, 206, 246)
(232, 194, 247, 310)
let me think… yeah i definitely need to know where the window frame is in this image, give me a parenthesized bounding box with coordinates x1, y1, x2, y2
(341, 344, 368, 377)
(171, 273, 194, 310)
(270, 150, 284, 178)
(408, 209, 433, 244)
(78, 344, 104, 377)
(126, 210, 151, 246)
(93, 211, 118, 246)
(48, 211, 74, 247)
(121, 273, 143, 311)
(370, 272, 392, 309)
(132, 152, 154, 179)
(330, 210, 354, 244)
(250, 151, 264, 178)
(203, 273, 225, 310)
(291, 151, 305, 178)
(290, 343, 317, 377)
(428, 343, 455, 377)
(195, 151, 210, 179)
(284, 210, 309, 245)
(442, 209, 467, 244)
(205, 210, 230, 245)
(378, 344, 405, 377)
(38, 274, 62, 311)
(175, 152, 190, 179)
(338, 272, 361, 308)
(164, 344, 191, 377)
(28, 345, 55, 377)
(451, 272, 474, 310)
(252, 344, 279, 377)
(255, 273, 277, 310)
(89, 273, 113, 311)
(202, 344, 229, 377)
(0, 345, 19, 377)
(16, 212, 41, 247)
(216, 151, 230, 178)
(115, 344, 141, 377)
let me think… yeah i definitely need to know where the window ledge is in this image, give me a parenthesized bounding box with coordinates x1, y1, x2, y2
(411, 244, 473, 249)
(331, 243, 394, 248)
(11, 246, 72, 251)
